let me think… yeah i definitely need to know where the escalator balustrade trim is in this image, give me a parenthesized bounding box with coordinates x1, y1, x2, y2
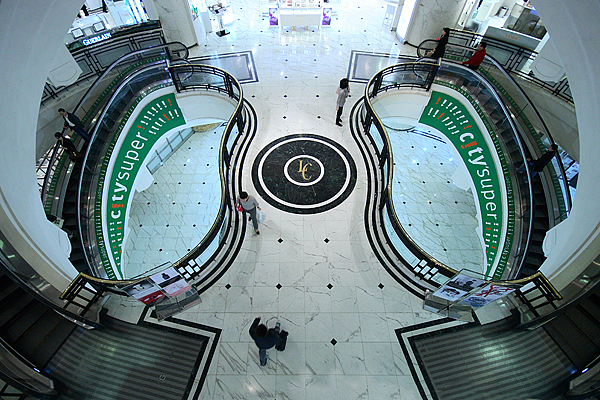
(95, 91, 185, 279)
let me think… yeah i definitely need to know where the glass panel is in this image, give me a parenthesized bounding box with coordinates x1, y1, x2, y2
(382, 203, 419, 266)
(370, 124, 384, 154)
(227, 121, 239, 154)
(95, 46, 133, 68)
(169, 133, 183, 148)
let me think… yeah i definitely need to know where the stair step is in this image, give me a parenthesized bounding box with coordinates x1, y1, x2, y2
(13, 310, 70, 367)
(2, 301, 49, 343)
(0, 289, 34, 327)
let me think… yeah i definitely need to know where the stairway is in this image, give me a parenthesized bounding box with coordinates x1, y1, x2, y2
(543, 290, 600, 371)
(0, 271, 77, 369)
(465, 83, 550, 278)
(520, 175, 550, 276)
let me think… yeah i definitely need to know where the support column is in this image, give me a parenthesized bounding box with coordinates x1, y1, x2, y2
(148, 0, 198, 47)
(404, 0, 469, 47)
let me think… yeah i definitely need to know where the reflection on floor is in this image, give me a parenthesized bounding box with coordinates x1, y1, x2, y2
(387, 124, 484, 275)
(104, 0, 512, 398)
(122, 126, 224, 279)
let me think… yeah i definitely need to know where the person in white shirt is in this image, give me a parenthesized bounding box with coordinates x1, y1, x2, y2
(239, 191, 261, 234)
(335, 78, 350, 127)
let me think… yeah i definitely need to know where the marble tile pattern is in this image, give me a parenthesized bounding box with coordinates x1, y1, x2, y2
(122, 127, 223, 279)
(106, 0, 500, 398)
(387, 124, 485, 275)
(252, 134, 357, 214)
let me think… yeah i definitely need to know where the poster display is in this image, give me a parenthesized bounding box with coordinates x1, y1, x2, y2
(150, 267, 192, 298)
(122, 279, 166, 305)
(269, 8, 278, 25)
(433, 273, 486, 301)
(461, 283, 518, 307)
(322, 8, 332, 25)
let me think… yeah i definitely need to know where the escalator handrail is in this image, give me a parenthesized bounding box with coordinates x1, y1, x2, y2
(364, 56, 535, 280)
(434, 59, 536, 280)
(72, 41, 189, 118)
(421, 39, 572, 214)
(76, 63, 174, 276)
(76, 62, 245, 280)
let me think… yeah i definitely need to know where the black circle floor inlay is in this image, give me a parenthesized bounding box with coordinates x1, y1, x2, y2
(252, 134, 357, 214)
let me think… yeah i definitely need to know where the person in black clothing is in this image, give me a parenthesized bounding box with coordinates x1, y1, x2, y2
(55, 132, 83, 159)
(58, 108, 90, 142)
(428, 27, 450, 59)
(527, 144, 558, 175)
(249, 317, 282, 366)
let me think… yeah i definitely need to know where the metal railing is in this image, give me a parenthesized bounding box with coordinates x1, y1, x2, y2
(443, 29, 572, 104)
(41, 22, 166, 104)
(361, 58, 534, 281)
(420, 39, 572, 220)
(359, 60, 457, 284)
(77, 61, 247, 285)
(168, 64, 248, 284)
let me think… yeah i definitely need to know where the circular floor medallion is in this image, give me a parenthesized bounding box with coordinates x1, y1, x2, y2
(252, 134, 357, 214)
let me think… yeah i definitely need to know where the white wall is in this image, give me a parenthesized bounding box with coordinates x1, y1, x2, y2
(405, 0, 469, 45)
(532, 0, 600, 291)
(0, 0, 82, 290)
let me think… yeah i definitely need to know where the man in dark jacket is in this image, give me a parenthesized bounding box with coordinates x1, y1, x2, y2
(54, 132, 83, 159)
(58, 108, 89, 141)
(249, 317, 281, 366)
(527, 144, 559, 175)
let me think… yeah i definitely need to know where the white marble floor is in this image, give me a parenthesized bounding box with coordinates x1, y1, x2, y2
(387, 126, 484, 275)
(106, 0, 478, 398)
(122, 126, 224, 279)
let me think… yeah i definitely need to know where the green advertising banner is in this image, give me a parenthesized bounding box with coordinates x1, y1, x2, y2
(419, 91, 505, 277)
(100, 93, 185, 279)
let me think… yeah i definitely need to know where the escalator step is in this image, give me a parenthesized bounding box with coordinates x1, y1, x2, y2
(2, 301, 48, 343)
(0, 277, 19, 304)
(13, 310, 66, 365)
(0, 293, 36, 328)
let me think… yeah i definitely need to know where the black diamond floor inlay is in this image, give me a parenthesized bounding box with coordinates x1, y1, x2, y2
(252, 134, 357, 214)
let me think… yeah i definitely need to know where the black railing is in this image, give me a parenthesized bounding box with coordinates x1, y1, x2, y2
(361, 60, 458, 282)
(441, 29, 573, 104)
(168, 64, 247, 283)
(421, 39, 572, 219)
(77, 60, 247, 285)
(362, 58, 534, 281)
(41, 22, 166, 104)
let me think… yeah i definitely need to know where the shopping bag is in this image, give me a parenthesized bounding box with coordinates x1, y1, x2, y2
(236, 197, 243, 212)
(257, 209, 266, 223)
(275, 330, 288, 351)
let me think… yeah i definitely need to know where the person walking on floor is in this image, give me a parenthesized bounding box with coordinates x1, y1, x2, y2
(239, 191, 261, 235)
(462, 41, 487, 70)
(249, 317, 283, 366)
(58, 108, 90, 142)
(427, 27, 450, 59)
(335, 78, 350, 127)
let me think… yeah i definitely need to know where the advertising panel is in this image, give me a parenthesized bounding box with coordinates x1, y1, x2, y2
(433, 273, 486, 301)
(122, 279, 166, 305)
(150, 267, 192, 298)
(460, 283, 518, 307)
